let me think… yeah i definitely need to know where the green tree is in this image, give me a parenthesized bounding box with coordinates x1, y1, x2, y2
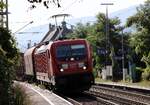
(126, 0, 150, 56)
(67, 23, 89, 39)
(0, 28, 19, 105)
(126, 0, 150, 80)
(0, 1, 6, 9)
(126, 0, 150, 33)
(94, 13, 129, 80)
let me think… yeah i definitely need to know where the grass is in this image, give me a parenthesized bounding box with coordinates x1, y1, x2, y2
(130, 80, 150, 88)
(13, 84, 32, 105)
(95, 78, 150, 88)
(37, 84, 46, 89)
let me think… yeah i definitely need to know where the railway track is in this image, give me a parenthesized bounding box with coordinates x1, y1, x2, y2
(17, 81, 150, 105)
(95, 83, 150, 96)
(88, 85, 150, 105)
(60, 84, 150, 105)
(61, 92, 116, 105)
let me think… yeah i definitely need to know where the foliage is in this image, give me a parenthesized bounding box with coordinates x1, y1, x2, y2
(133, 67, 143, 82)
(67, 13, 129, 79)
(126, 0, 150, 32)
(129, 29, 150, 56)
(0, 28, 19, 59)
(126, 0, 150, 81)
(0, 28, 19, 105)
(141, 52, 150, 81)
(93, 13, 129, 78)
(0, 47, 11, 105)
(141, 52, 150, 67)
(92, 69, 98, 78)
(67, 23, 94, 39)
(126, 0, 150, 56)
(0, 1, 6, 9)
(13, 84, 32, 105)
(27, 0, 61, 9)
(142, 67, 150, 81)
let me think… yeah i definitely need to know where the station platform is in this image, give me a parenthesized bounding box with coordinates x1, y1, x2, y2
(96, 81, 150, 91)
(15, 81, 73, 105)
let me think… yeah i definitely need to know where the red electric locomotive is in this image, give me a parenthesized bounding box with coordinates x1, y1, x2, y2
(24, 39, 94, 92)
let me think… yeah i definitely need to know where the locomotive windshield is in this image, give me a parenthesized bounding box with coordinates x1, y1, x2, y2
(56, 44, 86, 61)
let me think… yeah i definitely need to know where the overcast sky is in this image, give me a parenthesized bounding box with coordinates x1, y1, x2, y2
(9, 0, 145, 33)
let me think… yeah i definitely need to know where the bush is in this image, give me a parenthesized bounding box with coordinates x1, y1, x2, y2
(93, 69, 98, 78)
(131, 67, 143, 82)
(0, 28, 19, 105)
(13, 84, 32, 105)
(142, 67, 150, 81)
(0, 48, 14, 105)
(125, 75, 132, 82)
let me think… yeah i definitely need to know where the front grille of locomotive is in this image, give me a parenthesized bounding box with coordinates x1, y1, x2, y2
(55, 72, 94, 91)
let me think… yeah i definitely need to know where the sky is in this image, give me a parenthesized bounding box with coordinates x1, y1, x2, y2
(8, 0, 146, 33)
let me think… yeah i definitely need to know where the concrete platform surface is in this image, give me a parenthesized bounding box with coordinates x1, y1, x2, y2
(14, 81, 73, 105)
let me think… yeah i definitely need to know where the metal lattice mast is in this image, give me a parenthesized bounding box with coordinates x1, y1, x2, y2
(0, 0, 8, 29)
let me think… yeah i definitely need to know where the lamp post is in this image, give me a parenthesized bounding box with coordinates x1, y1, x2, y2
(101, 3, 113, 71)
(121, 26, 125, 81)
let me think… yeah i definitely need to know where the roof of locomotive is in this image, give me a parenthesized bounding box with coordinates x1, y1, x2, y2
(35, 41, 53, 54)
(34, 39, 87, 54)
(24, 46, 36, 76)
(53, 39, 87, 44)
(24, 46, 36, 57)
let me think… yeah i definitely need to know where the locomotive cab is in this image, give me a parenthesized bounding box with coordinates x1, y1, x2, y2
(51, 39, 94, 91)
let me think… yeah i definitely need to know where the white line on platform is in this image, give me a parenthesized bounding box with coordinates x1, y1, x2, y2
(27, 85, 55, 105)
(14, 81, 73, 105)
(46, 90, 73, 105)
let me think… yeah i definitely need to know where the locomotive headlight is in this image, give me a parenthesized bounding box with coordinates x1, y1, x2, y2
(70, 57, 74, 61)
(60, 68, 64, 72)
(83, 66, 87, 70)
(62, 64, 68, 69)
